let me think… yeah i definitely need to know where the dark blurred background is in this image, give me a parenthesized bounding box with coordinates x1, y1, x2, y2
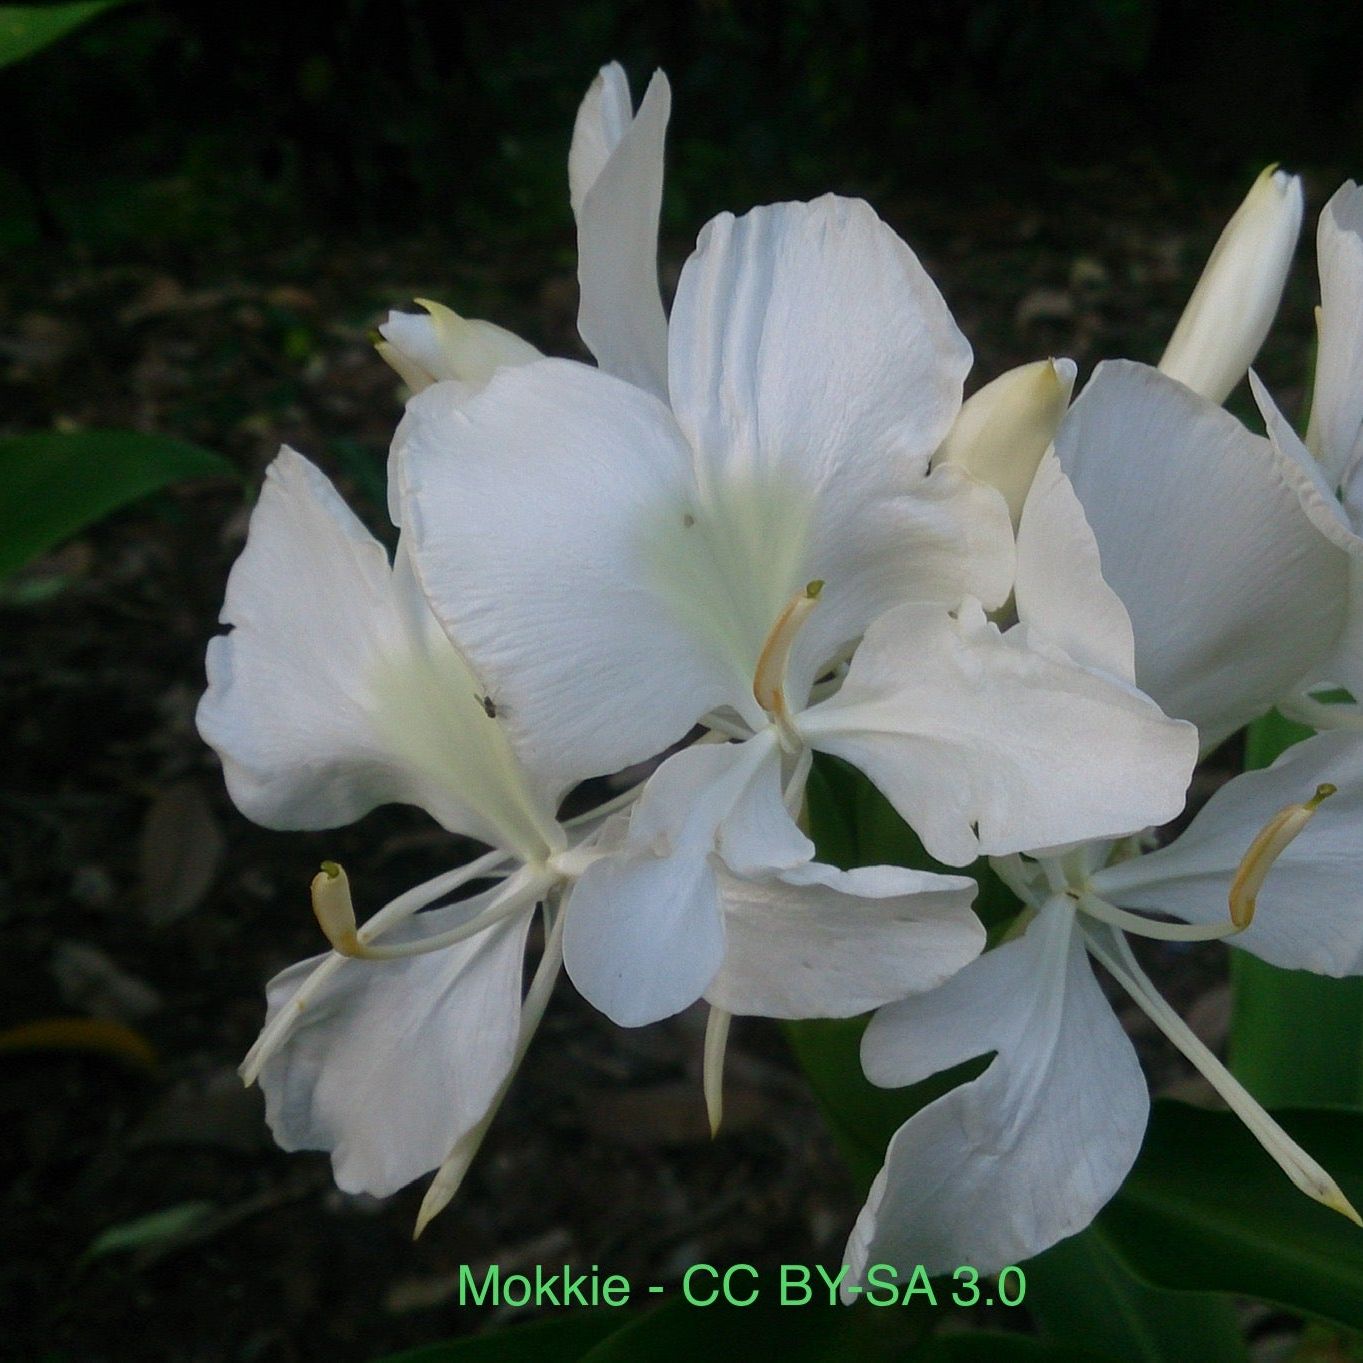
(3, 3, 1360, 1361)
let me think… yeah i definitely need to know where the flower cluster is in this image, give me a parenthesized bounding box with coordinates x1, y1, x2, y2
(199, 66, 1363, 1275)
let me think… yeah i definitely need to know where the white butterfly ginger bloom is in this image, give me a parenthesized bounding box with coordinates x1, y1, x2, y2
(377, 62, 669, 399)
(197, 446, 985, 1232)
(1158, 164, 1303, 404)
(845, 729, 1363, 1286)
(394, 196, 1197, 1029)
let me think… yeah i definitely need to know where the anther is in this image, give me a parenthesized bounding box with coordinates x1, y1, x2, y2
(1229, 782, 1336, 929)
(311, 861, 363, 955)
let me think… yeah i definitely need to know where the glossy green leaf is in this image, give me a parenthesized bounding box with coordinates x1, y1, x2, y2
(579, 1281, 930, 1363)
(1101, 1101, 1363, 1329)
(0, 1, 122, 69)
(913, 1334, 1116, 1362)
(371, 1312, 622, 1362)
(1026, 1227, 1246, 1363)
(1231, 710, 1363, 1106)
(0, 430, 237, 578)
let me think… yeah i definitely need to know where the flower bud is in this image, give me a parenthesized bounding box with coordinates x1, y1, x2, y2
(376, 298, 541, 396)
(934, 358, 1077, 525)
(1159, 166, 1303, 405)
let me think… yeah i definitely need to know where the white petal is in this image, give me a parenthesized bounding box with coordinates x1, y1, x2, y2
(197, 448, 559, 857)
(377, 301, 541, 396)
(844, 899, 1148, 1281)
(625, 731, 812, 876)
(668, 197, 1009, 698)
(1309, 182, 1363, 492)
(1056, 360, 1350, 746)
(1014, 448, 1136, 682)
(396, 362, 747, 787)
(935, 358, 1077, 526)
(1158, 167, 1303, 405)
(1095, 729, 1363, 976)
(568, 62, 634, 215)
(574, 69, 670, 398)
(800, 600, 1197, 866)
(563, 841, 724, 1027)
(257, 893, 533, 1197)
(1251, 372, 1363, 702)
(706, 860, 982, 1019)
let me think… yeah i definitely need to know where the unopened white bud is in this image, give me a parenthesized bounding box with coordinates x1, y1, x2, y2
(1159, 166, 1303, 405)
(935, 358, 1077, 526)
(376, 299, 541, 395)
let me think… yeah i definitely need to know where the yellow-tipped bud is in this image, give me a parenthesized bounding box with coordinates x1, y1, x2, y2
(311, 861, 362, 956)
(1159, 165, 1303, 405)
(1229, 783, 1335, 929)
(375, 299, 541, 395)
(934, 358, 1077, 526)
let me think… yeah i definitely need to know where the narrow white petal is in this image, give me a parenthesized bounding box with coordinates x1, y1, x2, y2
(1014, 448, 1136, 682)
(800, 600, 1196, 866)
(574, 70, 671, 398)
(1159, 167, 1303, 404)
(1096, 729, 1363, 976)
(568, 62, 634, 215)
(1057, 361, 1350, 746)
(257, 892, 533, 1197)
(196, 448, 558, 857)
(706, 860, 982, 1019)
(845, 900, 1147, 1281)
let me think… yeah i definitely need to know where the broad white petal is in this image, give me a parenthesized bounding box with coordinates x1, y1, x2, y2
(197, 448, 558, 858)
(706, 860, 982, 1019)
(574, 69, 670, 398)
(396, 362, 748, 787)
(1056, 360, 1350, 746)
(258, 893, 533, 1197)
(667, 198, 1006, 694)
(563, 841, 724, 1027)
(1252, 372, 1363, 701)
(1096, 729, 1363, 976)
(844, 899, 1147, 1281)
(1158, 167, 1302, 405)
(1310, 182, 1363, 492)
(800, 600, 1196, 866)
(1014, 448, 1136, 682)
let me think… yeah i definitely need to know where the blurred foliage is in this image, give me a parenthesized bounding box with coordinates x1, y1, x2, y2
(4, 0, 1363, 258)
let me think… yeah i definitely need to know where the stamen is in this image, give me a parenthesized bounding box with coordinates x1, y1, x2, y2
(1229, 782, 1336, 929)
(1084, 922, 1362, 1226)
(703, 1006, 732, 1137)
(414, 898, 567, 1237)
(311, 863, 549, 962)
(753, 580, 823, 737)
(1076, 890, 1245, 942)
(240, 847, 514, 1087)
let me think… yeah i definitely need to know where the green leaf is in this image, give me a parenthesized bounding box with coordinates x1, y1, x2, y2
(578, 1282, 928, 1363)
(1026, 1228, 1246, 1363)
(913, 1334, 1117, 1362)
(83, 1200, 215, 1261)
(371, 1312, 623, 1362)
(1100, 1101, 1363, 1330)
(0, 430, 237, 578)
(1232, 710, 1363, 1106)
(0, 1, 123, 69)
